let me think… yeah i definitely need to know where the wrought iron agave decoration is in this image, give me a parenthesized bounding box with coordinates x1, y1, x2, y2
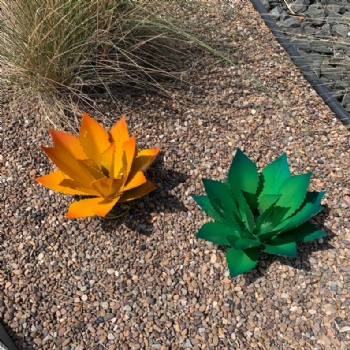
(193, 148, 327, 278)
(35, 113, 160, 218)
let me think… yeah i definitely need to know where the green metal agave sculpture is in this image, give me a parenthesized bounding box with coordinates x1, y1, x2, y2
(193, 148, 327, 278)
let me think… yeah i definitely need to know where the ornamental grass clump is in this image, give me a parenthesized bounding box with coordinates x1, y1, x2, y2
(35, 113, 160, 219)
(193, 149, 327, 278)
(0, 0, 197, 126)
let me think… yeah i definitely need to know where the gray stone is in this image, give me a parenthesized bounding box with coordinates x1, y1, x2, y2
(107, 333, 115, 340)
(305, 4, 324, 17)
(303, 25, 317, 35)
(305, 4, 325, 25)
(280, 10, 289, 21)
(270, 7, 282, 20)
(151, 345, 161, 350)
(325, 4, 341, 15)
(122, 305, 132, 311)
(339, 326, 350, 333)
(310, 41, 333, 54)
(183, 339, 193, 348)
(335, 80, 349, 90)
(343, 94, 350, 106)
(315, 23, 332, 39)
(104, 313, 115, 321)
(280, 17, 300, 28)
(321, 64, 342, 80)
(260, 0, 271, 11)
(327, 12, 342, 22)
(292, 39, 311, 52)
(333, 24, 349, 37)
(322, 303, 337, 315)
(290, 0, 307, 13)
(198, 328, 206, 334)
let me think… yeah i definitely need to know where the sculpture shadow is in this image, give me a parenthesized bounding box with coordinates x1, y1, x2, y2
(100, 153, 188, 235)
(242, 204, 336, 285)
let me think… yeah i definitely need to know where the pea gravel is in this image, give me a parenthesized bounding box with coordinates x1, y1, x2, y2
(1, 1, 349, 349)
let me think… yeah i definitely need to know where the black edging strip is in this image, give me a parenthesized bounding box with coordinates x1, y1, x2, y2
(249, 0, 350, 127)
(0, 323, 18, 350)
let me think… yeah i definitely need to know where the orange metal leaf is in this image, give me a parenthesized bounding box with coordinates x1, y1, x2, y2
(41, 146, 95, 187)
(135, 148, 161, 171)
(79, 112, 111, 166)
(122, 136, 136, 182)
(122, 171, 146, 192)
(80, 159, 105, 180)
(66, 197, 120, 218)
(109, 115, 130, 146)
(127, 147, 160, 181)
(35, 171, 99, 196)
(49, 129, 87, 159)
(100, 142, 116, 177)
(91, 177, 124, 199)
(120, 180, 156, 202)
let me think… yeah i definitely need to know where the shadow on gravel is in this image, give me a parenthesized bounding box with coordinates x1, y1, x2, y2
(243, 205, 336, 285)
(100, 153, 188, 235)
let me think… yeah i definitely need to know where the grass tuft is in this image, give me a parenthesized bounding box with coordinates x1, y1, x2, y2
(0, 0, 202, 128)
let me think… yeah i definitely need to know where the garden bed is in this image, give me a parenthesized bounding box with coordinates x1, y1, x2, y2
(0, 1, 349, 349)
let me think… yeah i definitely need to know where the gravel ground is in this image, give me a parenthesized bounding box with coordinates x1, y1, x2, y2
(1, 1, 350, 349)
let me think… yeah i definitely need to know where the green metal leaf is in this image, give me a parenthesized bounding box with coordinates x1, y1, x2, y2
(202, 179, 242, 227)
(258, 194, 281, 214)
(226, 247, 260, 278)
(277, 222, 327, 244)
(305, 191, 326, 205)
(263, 241, 297, 257)
(273, 202, 324, 233)
(195, 222, 234, 246)
(192, 195, 223, 222)
(242, 191, 259, 214)
(258, 153, 291, 200)
(274, 173, 312, 220)
(255, 204, 289, 239)
(266, 206, 291, 229)
(226, 234, 261, 250)
(234, 189, 255, 233)
(227, 149, 259, 206)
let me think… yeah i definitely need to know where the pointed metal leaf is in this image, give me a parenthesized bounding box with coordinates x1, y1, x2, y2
(274, 173, 312, 220)
(227, 148, 259, 197)
(267, 206, 291, 229)
(263, 241, 297, 257)
(277, 222, 327, 244)
(234, 189, 255, 233)
(258, 194, 281, 214)
(202, 179, 242, 227)
(226, 235, 261, 250)
(192, 195, 223, 222)
(273, 202, 324, 233)
(255, 204, 289, 239)
(305, 191, 326, 206)
(226, 247, 260, 278)
(195, 222, 236, 246)
(258, 153, 291, 201)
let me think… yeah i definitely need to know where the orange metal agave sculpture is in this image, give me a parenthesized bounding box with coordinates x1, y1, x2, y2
(35, 113, 160, 218)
